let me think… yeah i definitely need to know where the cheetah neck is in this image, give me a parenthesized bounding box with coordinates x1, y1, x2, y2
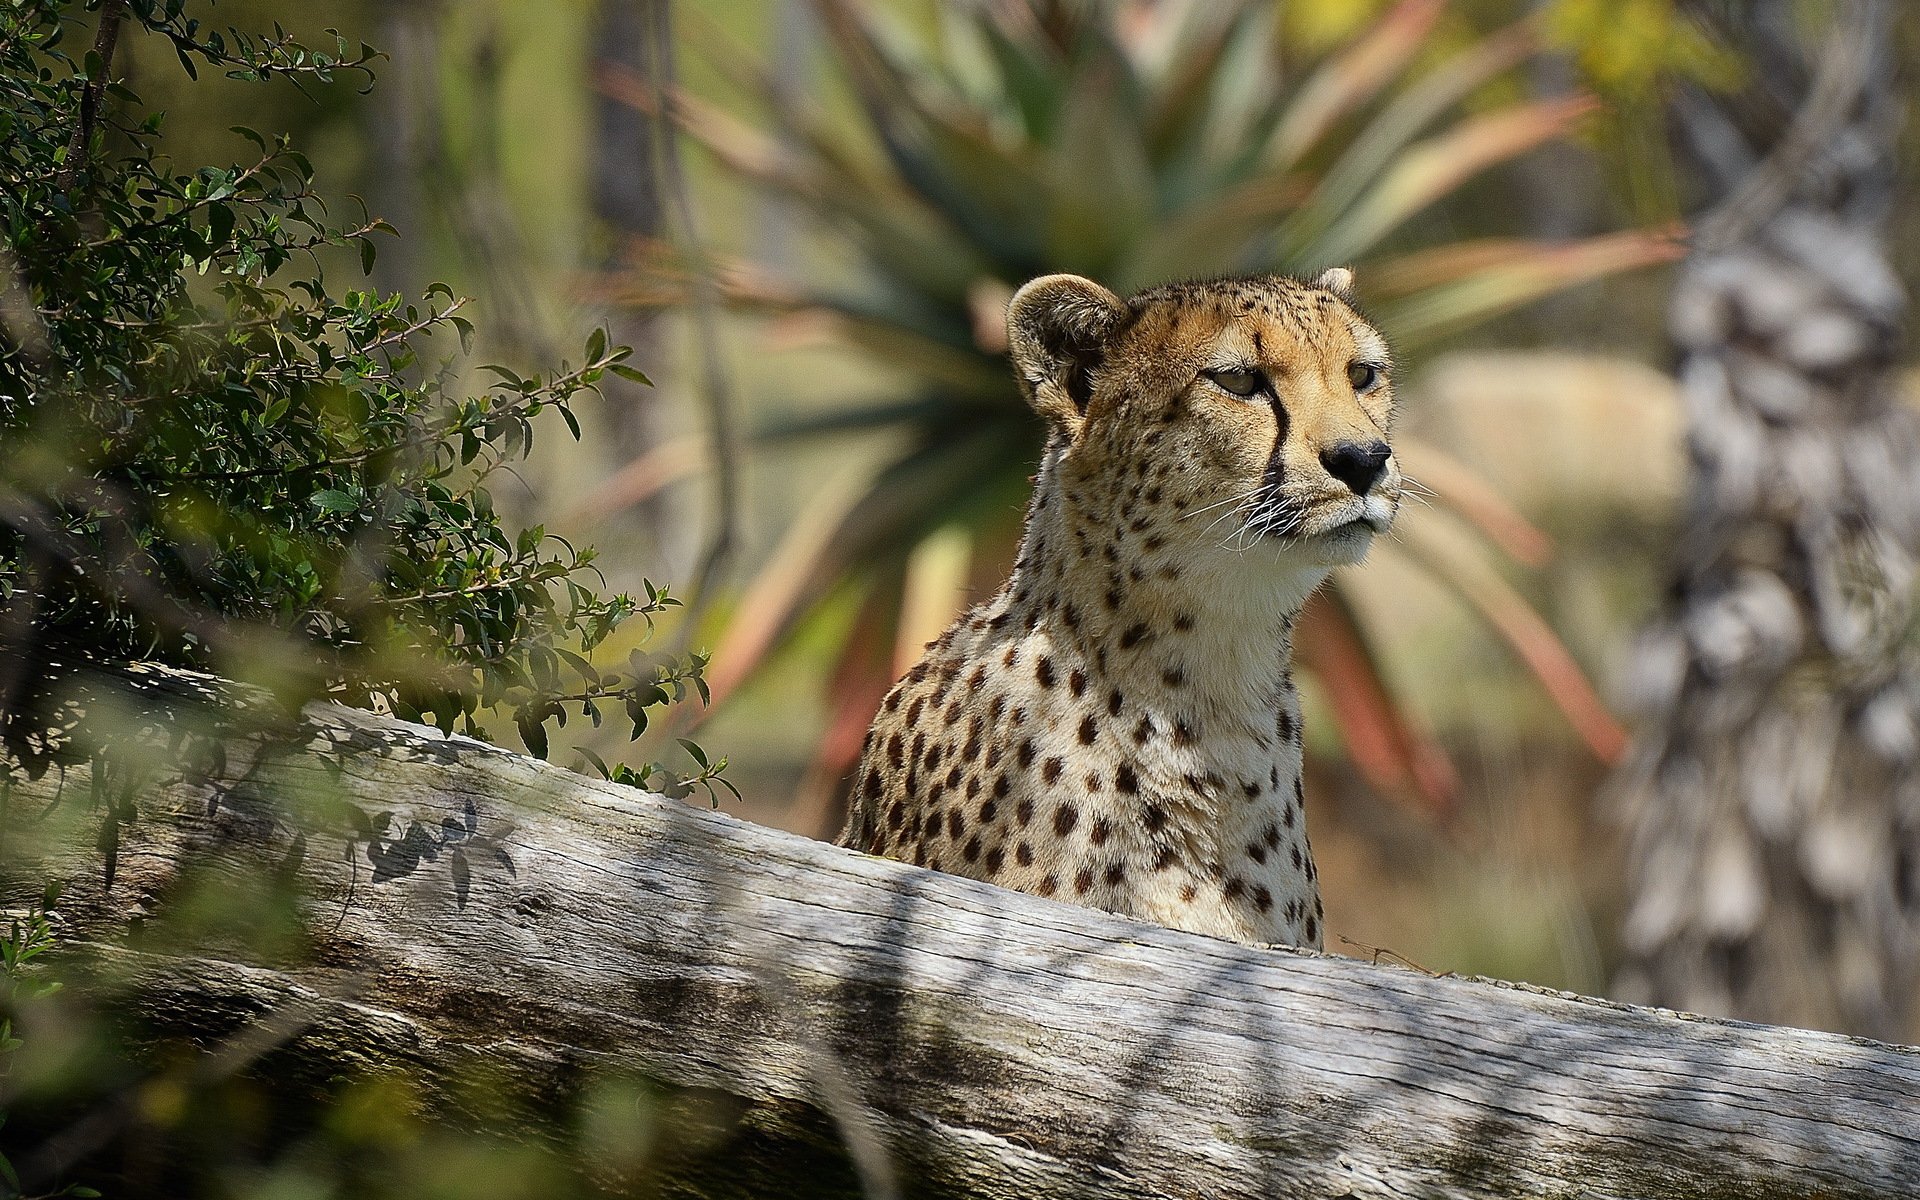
(1001, 447, 1324, 734)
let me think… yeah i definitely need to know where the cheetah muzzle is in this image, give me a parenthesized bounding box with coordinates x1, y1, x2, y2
(839, 269, 1402, 949)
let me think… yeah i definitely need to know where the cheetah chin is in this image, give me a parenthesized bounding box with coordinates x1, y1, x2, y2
(1284, 493, 1395, 566)
(841, 269, 1402, 950)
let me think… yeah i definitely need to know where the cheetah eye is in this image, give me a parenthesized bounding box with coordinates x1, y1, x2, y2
(1347, 361, 1383, 393)
(1205, 368, 1266, 398)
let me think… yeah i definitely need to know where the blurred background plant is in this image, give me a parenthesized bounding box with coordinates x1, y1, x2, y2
(0, 0, 722, 792)
(605, 0, 1692, 828)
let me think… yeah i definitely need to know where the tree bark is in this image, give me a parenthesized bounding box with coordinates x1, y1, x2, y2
(1612, 0, 1920, 1040)
(8, 668, 1920, 1198)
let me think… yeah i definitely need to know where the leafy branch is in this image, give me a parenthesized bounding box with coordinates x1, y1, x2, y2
(1, 0, 730, 795)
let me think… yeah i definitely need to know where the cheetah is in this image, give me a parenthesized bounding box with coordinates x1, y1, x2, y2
(839, 269, 1401, 949)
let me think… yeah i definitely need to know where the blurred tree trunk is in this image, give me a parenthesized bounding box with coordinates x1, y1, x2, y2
(588, 0, 740, 599)
(753, 0, 815, 271)
(365, 0, 439, 301)
(1612, 0, 1920, 1039)
(590, 0, 676, 544)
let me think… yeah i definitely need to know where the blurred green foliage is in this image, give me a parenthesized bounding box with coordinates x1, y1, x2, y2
(1545, 0, 1743, 91)
(1541, 0, 1746, 222)
(0, 0, 725, 795)
(0, 886, 74, 1197)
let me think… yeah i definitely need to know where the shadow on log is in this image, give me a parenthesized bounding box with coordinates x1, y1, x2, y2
(6, 667, 1919, 1197)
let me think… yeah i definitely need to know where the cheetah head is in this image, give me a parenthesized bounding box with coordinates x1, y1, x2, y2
(1007, 271, 1401, 579)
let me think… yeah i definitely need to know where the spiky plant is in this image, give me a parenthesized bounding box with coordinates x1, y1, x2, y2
(622, 0, 1681, 820)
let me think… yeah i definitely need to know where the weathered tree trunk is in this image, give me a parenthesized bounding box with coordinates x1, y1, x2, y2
(1611, 0, 1920, 1040)
(9, 669, 1920, 1198)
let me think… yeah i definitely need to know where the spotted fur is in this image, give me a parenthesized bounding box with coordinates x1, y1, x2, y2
(839, 271, 1402, 948)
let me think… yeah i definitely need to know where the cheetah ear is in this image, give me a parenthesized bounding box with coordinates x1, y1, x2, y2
(1007, 274, 1127, 436)
(1315, 266, 1356, 300)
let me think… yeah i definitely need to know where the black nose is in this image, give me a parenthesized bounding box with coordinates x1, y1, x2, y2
(1320, 441, 1391, 495)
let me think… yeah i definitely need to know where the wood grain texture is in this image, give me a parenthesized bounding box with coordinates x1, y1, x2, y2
(11, 673, 1920, 1198)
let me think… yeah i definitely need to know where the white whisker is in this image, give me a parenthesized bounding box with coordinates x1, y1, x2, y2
(1180, 485, 1266, 523)
(1201, 496, 1262, 540)
(1397, 473, 1438, 500)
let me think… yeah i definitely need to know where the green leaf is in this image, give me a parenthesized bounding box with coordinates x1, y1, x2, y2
(677, 738, 710, 770)
(516, 710, 550, 760)
(206, 200, 234, 248)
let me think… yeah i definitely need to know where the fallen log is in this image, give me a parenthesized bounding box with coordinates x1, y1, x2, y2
(7, 668, 1919, 1198)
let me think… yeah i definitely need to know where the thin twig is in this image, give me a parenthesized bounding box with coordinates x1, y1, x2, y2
(53, 0, 127, 194)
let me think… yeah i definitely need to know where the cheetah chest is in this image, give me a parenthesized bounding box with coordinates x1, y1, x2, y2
(846, 628, 1322, 949)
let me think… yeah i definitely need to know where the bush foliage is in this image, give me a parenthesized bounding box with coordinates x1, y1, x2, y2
(0, 0, 724, 797)
(1, 2, 736, 1193)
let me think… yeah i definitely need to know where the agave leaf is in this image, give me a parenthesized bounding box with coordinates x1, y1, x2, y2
(1393, 514, 1629, 763)
(895, 523, 976, 675)
(614, 245, 1005, 394)
(657, 83, 788, 180)
(1141, 2, 1260, 159)
(1393, 435, 1554, 567)
(562, 434, 709, 529)
(811, 0, 1051, 266)
(1263, 0, 1446, 172)
(1273, 19, 1538, 266)
(681, 18, 920, 193)
(682, 13, 993, 265)
(705, 419, 1029, 705)
(703, 467, 874, 706)
(783, 591, 903, 839)
(586, 235, 812, 313)
(1312, 95, 1600, 265)
(1120, 169, 1310, 287)
(932, 2, 1015, 117)
(671, 86, 992, 304)
(1295, 584, 1460, 814)
(1373, 226, 1686, 343)
(1182, 1, 1284, 181)
(971, 3, 1071, 140)
(1365, 231, 1652, 296)
(1046, 57, 1155, 271)
(787, 302, 1009, 397)
(750, 395, 987, 444)
(817, 420, 1033, 577)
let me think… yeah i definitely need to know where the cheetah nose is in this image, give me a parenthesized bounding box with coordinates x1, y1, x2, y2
(1320, 441, 1391, 495)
